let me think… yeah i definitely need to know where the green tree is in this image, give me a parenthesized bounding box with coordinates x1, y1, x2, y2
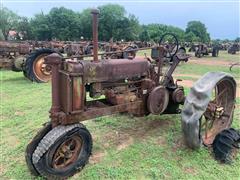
(79, 8, 92, 40)
(235, 37, 240, 42)
(166, 25, 185, 42)
(98, 4, 126, 41)
(139, 26, 150, 42)
(0, 7, 20, 40)
(0, 30, 4, 40)
(16, 17, 32, 40)
(184, 32, 198, 43)
(30, 12, 52, 40)
(115, 14, 140, 41)
(48, 7, 81, 40)
(140, 24, 185, 43)
(186, 21, 210, 43)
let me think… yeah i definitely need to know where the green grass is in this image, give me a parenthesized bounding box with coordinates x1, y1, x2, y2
(1, 52, 240, 179)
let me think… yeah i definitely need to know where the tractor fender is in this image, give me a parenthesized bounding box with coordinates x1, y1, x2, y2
(181, 72, 236, 149)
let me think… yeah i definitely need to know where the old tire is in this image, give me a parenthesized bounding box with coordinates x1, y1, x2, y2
(23, 48, 56, 83)
(25, 122, 52, 176)
(32, 123, 92, 179)
(212, 48, 219, 57)
(123, 45, 138, 59)
(181, 72, 236, 149)
(213, 128, 240, 163)
(195, 51, 201, 58)
(177, 47, 186, 54)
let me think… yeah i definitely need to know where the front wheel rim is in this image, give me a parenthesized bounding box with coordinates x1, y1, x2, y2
(52, 136, 83, 170)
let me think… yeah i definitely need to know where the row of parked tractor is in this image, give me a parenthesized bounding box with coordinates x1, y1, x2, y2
(0, 40, 145, 82)
(0, 40, 239, 83)
(188, 42, 239, 57)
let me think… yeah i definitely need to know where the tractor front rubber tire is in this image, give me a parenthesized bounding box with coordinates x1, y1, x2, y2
(25, 122, 52, 176)
(32, 123, 92, 179)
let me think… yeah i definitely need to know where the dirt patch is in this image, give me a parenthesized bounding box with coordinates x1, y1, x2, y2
(2, 129, 20, 147)
(124, 118, 174, 139)
(116, 136, 134, 151)
(102, 131, 134, 151)
(89, 151, 106, 164)
(154, 136, 167, 146)
(184, 167, 197, 175)
(172, 137, 186, 152)
(177, 80, 194, 88)
(14, 111, 25, 116)
(177, 79, 240, 98)
(0, 165, 5, 177)
(100, 118, 173, 151)
(189, 59, 234, 67)
(173, 73, 201, 79)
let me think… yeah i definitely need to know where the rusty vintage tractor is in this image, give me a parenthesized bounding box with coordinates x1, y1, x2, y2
(228, 43, 240, 54)
(194, 43, 220, 58)
(25, 10, 236, 179)
(102, 41, 138, 59)
(0, 40, 93, 82)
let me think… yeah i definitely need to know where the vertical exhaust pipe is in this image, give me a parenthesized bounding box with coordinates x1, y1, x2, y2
(91, 9, 100, 62)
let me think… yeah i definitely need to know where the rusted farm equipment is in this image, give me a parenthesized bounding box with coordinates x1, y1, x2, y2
(228, 43, 240, 54)
(194, 44, 219, 58)
(0, 40, 93, 82)
(102, 41, 139, 59)
(229, 62, 240, 71)
(25, 10, 237, 179)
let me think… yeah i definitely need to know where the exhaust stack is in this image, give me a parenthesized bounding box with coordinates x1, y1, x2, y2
(91, 9, 100, 62)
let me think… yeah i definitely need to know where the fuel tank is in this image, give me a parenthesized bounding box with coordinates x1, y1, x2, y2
(64, 58, 151, 83)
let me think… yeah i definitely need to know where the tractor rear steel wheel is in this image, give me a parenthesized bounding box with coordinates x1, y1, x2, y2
(181, 72, 236, 149)
(200, 79, 235, 146)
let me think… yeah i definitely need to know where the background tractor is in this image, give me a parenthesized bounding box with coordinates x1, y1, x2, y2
(228, 43, 240, 54)
(0, 40, 94, 82)
(194, 43, 220, 58)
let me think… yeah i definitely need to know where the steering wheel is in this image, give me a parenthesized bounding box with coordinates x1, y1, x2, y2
(159, 33, 179, 59)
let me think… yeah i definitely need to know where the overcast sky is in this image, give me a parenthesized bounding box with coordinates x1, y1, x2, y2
(2, 0, 239, 39)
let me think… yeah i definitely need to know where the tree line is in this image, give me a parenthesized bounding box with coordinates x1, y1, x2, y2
(0, 4, 238, 43)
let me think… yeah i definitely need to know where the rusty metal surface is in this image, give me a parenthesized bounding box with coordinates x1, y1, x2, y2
(201, 78, 236, 145)
(61, 100, 144, 125)
(44, 9, 189, 128)
(182, 72, 236, 149)
(33, 53, 52, 82)
(64, 58, 150, 83)
(52, 136, 83, 170)
(172, 87, 185, 104)
(147, 86, 169, 114)
(91, 9, 99, 62)
(44, 53, 62, 127)
(0, 41, 31, 56)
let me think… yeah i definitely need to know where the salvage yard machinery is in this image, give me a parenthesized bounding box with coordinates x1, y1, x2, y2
(194, 43, 220, 58)
(25, 10, 237, 179)
(0, 40, 92, 82)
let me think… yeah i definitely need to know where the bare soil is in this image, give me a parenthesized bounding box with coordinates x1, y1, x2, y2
(173, 73, 201, 79)
(189, 59, 234, 66)
(174, 74, 240, 98)
(89, 151, 106, 164)
(3, 129, 20, 148)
